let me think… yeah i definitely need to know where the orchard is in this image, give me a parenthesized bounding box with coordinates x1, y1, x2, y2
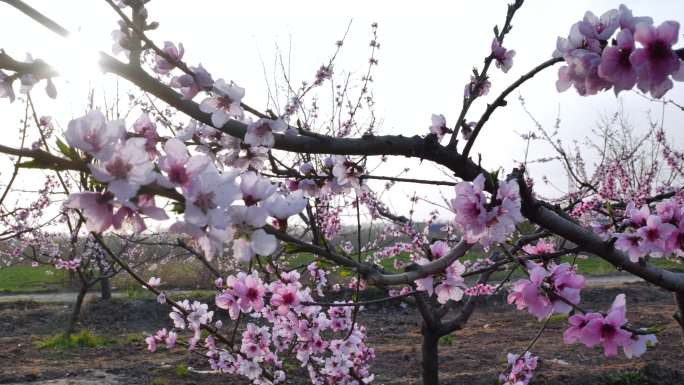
(1, 1, 684, 384)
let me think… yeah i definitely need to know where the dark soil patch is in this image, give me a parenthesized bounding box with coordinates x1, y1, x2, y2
(0, 283, 682, 385)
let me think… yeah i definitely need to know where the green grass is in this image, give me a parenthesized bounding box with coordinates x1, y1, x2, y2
(439, 333, 455, 346)
(285, 249, 683, 280)
(606, 370, 647, 385)
(0, 264, 68, 293)
(174, 364, 190, 377)
(34, 329, 117, 350)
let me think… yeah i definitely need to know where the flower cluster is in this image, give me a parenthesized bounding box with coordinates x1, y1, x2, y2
(450, 174, 523, 248)
(62, 109, 310, 262)
(613, 199, 684, 262)
(414, 241, 468, 304)
(207, 270, 375, 384)
(555, 4, 683, 97)
(464, 283, 497, 296)
(522, 239, 556, 255)
(498, 352, 538, 385)
(563, 294, 656, 357)
(145, 328, 177, 352)
(508, 262, 586, 320)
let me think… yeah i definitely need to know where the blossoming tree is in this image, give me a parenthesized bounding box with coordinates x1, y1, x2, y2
(1, 0, 684, 384)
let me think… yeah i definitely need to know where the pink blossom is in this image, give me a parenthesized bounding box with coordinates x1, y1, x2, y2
(263, 191, 307, 228)
(463, 76, 490, 98)
(228, 206, 277, 262)
(154, 41, 184, 74)
(508, 263, 585, 320)
(522, 239, 556, 255)
(240, 172, 276, 206)
(0, 70, 16, 102)
(112, 194, 169, 232)
(491, 38, 516, 73)
(635, 215, 677, 257)
(170, 64, 213, 100)
(89, 138, 156, 202)
(332, 156, 364, 189)
(429, 241, 450, 258)
(65, 192, 116, 232)
(500, 352, 538, 385)
(598, 29, 637, 94)
(158, 138, 210, 190)
(451, 174, 488, 242)
(623, 333, 657, 358)
(132, 113, 160, 156)
(630, 21, 681, 97)
(65, 110, 125, 160)
(183, 164, 239, 229)
(244, 118, 287, 148)
(578, 9, 620, 40)
(270, 283, 301, 315)
(216, 290, 240, 319)
(231, 272, 266, 313)
(199, 79, 245, 127)
(581, 294, 633, 356)
(557, 49, 611, 96)
(564, 312, 604, 345)
(429, 114, 448, 141)
(434, 276, 465, 304)
(186, 301, 214, 330)
(618, 4, 653, 32)
(553, 22, 602, 59)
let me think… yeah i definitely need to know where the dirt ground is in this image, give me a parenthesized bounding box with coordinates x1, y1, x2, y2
(1, 283, 683, 385)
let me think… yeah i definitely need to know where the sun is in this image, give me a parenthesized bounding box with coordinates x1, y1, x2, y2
(48, 30, 104, 89)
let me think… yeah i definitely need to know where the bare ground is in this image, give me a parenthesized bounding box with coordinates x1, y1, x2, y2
(0, 283, 683, 385)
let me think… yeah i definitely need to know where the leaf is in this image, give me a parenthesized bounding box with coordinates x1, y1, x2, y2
(171, 201, 185, 215)
(56, 139, 80, 161)
(284, 243, 300, 254)
(17, 160, 45, 169)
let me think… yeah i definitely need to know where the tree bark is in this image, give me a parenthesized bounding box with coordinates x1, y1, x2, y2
(100, 277, 111, 300)
(421, 325, 440, 385)
(66, 287, 87, 338)
(674, 291, 684, 344)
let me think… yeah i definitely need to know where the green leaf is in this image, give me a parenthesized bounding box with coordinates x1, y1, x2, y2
(56, 139, 80, 161)
(171, 201, 185, 215)
(284, 243, 300, 254)
(17, 160, 45, 169)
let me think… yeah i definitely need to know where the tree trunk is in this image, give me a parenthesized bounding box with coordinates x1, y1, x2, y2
(421, 325, 440, 385)
(100, 277, 111, 300)
(66, 287, 87, 338)
(674, 291, 684, 344)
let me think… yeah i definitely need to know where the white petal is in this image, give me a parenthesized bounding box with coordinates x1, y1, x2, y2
(250, 229, 277, 256)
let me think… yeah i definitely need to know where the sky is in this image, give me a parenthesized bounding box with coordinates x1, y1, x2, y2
(1, 0, 683, 223)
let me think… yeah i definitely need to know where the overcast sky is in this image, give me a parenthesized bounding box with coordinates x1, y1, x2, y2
(1, 0, 683, 222)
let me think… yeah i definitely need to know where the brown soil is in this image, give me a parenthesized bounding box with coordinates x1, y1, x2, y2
(0, 283, 682, 385)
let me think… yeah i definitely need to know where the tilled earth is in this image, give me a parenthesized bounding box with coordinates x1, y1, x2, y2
(1, 283, 683, 385)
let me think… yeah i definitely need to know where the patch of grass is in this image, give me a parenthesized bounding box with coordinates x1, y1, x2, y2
(174, 363, 190, 377)
(123, 284, 153, 300)
(439, 333, 455, 346)
(167, 289, 214, 302)
(607, 370, 647, 385)
(0, 264, 67, 293)
(35, 329, 117, 350)
(151, 378, 169, 385)
(122, 333, 144, 344)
